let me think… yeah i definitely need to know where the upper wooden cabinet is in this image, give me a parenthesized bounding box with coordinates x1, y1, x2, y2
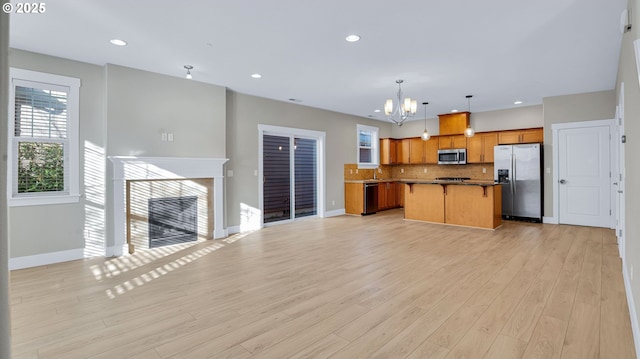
(409, 138, 425, 164)
(398, 139, 411, 164)
(438, 135, 467, 149)
(380, 138, 398, 165)
(498, 128, 543, 144)
(439, 112, 470, 135)
(467, 132, 498, 163)
(424, 136, 439, 164)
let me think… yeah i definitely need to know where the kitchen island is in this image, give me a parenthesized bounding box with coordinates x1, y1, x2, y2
(403, 180, 502, 229)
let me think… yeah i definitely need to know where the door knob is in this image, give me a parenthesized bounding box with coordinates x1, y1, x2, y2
(559, 179, 567, 184)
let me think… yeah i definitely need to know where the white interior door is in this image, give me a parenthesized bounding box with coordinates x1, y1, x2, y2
(557, 125, 611, 227)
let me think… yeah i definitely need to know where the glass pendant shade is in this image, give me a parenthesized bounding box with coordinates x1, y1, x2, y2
(422, 130, 430, 141)
(464, 126, 475, 137)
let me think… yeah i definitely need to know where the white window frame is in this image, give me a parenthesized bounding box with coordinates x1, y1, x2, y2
(8, 68, 80, 207)
(357, 124, 379, 169)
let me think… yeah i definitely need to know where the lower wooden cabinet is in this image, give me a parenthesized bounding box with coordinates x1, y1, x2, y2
(378, 181, 398, 210)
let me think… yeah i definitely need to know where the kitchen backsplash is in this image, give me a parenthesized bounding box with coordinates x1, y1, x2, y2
(344, 163, 494, 181)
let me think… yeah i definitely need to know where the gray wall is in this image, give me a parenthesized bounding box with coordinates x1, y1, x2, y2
(1, 10, 11, 359)
(390, 105, 543, 139)
(8, 50, 105, 258)
(541, 90, 616, 218)
(105, 64, 226, 158)
(617, 0, 640, 345)
(225, 91, 391, 228)
(7, 52, 227, 256)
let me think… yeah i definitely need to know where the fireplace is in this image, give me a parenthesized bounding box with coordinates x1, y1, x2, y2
(109, 156, 228, 257)
(148, 196, 198, 248)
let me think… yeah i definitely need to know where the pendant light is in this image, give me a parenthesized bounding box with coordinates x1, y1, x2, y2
(421, 102, 430, 141)
(464, 95, 475, 138)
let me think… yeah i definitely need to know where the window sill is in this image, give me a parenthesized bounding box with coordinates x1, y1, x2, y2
(9, 193, 81, 207)
(357, 163, 380, 169)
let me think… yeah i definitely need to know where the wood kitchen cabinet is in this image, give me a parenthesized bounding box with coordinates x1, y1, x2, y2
(498, 128, 543, 144)
(398, 139, 411, 164)
(424, 136, 439, 164)
(396, 182, 405, 207)
(467, 132, 498, 163)
(409, 138, 425, 164)
(344, 183, 364, 215)
(377, 181, 397, 210)
(380, 138, 398, 165)
(438, 135, 467, 149)
(438, 112, 470, 135)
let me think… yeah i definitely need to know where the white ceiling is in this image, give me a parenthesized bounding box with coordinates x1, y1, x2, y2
(9, 0, 627, 121)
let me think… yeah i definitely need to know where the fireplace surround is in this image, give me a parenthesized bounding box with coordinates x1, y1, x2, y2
(109, 156, 228, 257)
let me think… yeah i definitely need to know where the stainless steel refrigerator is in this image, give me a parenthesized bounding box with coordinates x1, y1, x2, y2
(494, 143, 543, 222)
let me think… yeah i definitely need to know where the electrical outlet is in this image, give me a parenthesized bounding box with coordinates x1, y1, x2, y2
(254, 169, 258, 176)
(356, 169, 358, 174)
(167, 133, 174, 141)
(482, 167, 486, 174)
(401, 168, 404, 174)
(350, 169, 353, 174)
(161, 133, 167, 141)
(332, 200, 335, 206)
(227, 170, 234, 177)
(424, 168, 427, 173)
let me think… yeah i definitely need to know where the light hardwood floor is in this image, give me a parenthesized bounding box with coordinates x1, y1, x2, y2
(10, 209, 637, 359)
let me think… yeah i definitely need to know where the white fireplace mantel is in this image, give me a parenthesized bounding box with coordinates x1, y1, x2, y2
(108, 156, 228, 257)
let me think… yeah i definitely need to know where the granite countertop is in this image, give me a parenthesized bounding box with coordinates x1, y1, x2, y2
(345, 179, 498, 186)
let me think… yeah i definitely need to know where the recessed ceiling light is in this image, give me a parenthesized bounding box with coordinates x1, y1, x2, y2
(110, 39, 127, 46)
(251, 73, 262, 79)
(451, 109, 459, 113)
(374, 109, 381, 113)
(345, 34, 361, 42)
(514, 100, 523, 105)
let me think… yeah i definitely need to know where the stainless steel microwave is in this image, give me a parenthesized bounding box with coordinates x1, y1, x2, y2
(438, 148, 467, 165)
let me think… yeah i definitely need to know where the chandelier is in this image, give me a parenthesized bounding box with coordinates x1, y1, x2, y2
(384, 80, 417, 127)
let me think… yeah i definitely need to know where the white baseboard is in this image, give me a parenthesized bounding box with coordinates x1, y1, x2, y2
(9, 248, 84, 270)
(622, 258, 640, 359)
(227, 225, 241, 235)
(543, 216, 558, 224)
(324, 209, 345, 217)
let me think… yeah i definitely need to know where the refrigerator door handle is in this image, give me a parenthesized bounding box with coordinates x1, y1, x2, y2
(512, 153, 516, 194)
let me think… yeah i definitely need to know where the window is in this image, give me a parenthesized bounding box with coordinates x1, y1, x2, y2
(357, 124, 379, 169)
(8, 68, 80, 206)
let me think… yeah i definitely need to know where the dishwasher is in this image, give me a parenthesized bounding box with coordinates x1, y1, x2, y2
(363, 183, 378, 215)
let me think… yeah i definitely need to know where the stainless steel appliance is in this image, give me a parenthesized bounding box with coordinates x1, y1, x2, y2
(363, 182, 378, 215)
(438, 149, 467, 165)
(494, 143, 543, 222)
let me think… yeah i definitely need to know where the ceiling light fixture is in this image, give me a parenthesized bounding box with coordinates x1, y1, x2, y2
(421, 102, 431, 141)
(251, 73, 262, 79)
(110, 39, 127, 46)
(345, 34, 361, 42)
(184, 65, 193, 79)
(384, 80, 417, 127)
(514, 100, 523, 105)
(464, 95, 475, 138)
(451, 109, 459, 113)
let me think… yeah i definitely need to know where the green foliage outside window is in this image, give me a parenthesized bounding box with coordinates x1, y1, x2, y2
(17, 142, 64, 193)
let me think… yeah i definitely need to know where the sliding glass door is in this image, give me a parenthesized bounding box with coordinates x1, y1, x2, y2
(262, 134, 317, 224)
